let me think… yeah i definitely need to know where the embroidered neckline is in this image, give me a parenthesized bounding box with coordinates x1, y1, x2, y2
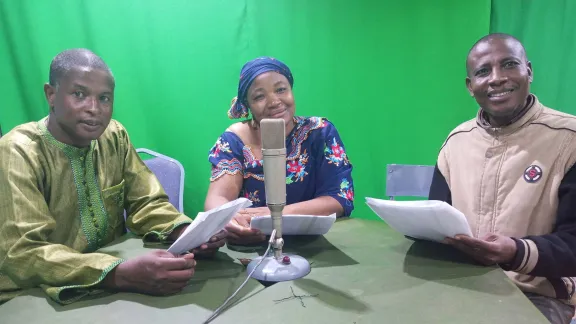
(240, 116, 326, 163)
(286, 117, 325, 160)
(38, 116, 109, 251)
(38, 117, 95, 157)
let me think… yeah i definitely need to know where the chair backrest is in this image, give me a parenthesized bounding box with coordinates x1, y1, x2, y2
(136, 148, 185, 212)
(386, 164, 435, 200)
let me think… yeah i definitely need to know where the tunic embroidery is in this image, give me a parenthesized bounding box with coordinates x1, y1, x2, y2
(39, 122, 108, 252)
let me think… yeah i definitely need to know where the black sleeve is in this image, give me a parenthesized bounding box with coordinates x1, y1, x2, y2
(428, 164, 452, 205)
(500, 162, 576, 279)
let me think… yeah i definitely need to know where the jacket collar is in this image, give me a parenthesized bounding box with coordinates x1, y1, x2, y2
(476, 94, 542, 137)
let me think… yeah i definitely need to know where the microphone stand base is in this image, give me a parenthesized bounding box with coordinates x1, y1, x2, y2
(246, 254, 311, 282)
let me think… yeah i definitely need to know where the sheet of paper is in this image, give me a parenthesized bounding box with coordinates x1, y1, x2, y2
(167, 198, 253, 255)
(365, 197, 472, 243)
(250, 214, 336, 235)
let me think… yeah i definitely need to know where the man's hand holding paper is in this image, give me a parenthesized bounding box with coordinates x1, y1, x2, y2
(443, 233, 518, 266)
(169, 225, 228, 258)
(167, 198, 253, 255)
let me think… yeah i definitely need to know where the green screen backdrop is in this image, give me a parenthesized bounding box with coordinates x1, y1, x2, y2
(0, 0, 491, 220)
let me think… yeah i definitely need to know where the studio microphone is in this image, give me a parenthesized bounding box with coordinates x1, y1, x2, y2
(261, 118, 287, 258)
(246, 118, 311, 283)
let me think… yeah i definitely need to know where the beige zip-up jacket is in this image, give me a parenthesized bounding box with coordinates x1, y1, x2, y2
(430, 95, 576, 304)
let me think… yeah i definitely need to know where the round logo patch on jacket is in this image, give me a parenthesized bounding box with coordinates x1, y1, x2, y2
(524, 165, 543, 183)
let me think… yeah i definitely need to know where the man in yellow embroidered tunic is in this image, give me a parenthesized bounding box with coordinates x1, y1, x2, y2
(0, 49, 226, 305)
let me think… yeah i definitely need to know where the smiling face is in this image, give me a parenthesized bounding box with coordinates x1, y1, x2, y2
(465, 37, 533, 125)
(44, 66, 115, 147)
(246, 71, 295, 131)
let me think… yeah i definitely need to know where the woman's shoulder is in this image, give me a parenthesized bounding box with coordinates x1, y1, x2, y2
(226, 121, 250, 134)
(225, 121, 258, 144)
(209, 123, 247, 157)
(211, 121, 246, 144)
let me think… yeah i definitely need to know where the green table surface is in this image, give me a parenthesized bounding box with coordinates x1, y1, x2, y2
(0, 218, 549, 324)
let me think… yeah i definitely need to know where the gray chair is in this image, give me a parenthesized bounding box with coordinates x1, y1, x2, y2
(386, 164, 435, 200)
(136, 148, 185, 212)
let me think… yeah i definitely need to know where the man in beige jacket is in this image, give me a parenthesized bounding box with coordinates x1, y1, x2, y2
(429, 33, 576, 324)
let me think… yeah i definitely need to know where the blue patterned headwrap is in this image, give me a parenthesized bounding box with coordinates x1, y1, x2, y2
(228, 57, 294, 119)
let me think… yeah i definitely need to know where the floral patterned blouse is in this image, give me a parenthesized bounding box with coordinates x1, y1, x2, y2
(208, 116, 355, 216)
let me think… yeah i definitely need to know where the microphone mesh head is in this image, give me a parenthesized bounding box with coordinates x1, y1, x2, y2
(260, 119, 286, 149)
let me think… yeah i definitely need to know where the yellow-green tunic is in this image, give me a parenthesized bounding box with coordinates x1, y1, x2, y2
(0, 118, 192, 304)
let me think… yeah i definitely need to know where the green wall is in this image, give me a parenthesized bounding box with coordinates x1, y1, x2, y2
(0, 0, 491, 220)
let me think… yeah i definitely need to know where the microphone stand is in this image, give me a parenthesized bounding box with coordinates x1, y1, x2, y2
(246, 202, 311, 284)
(246, 119, 311, 283)
(269, 203, 285, 259)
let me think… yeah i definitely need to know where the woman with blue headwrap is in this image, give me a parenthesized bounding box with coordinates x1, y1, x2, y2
(205, 57, 354, 244)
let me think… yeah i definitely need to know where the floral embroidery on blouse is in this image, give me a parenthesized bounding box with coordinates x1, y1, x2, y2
(244, 190, 261, 204)
(244, 171, 264, 181)
(209, 137, 232, 158)
(210, 158, 243, 181)
(338, 178, 354, 202)
(286, 150, 309, 184)
(324, 137, 349, 166)
(243, 146, 262, 169)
